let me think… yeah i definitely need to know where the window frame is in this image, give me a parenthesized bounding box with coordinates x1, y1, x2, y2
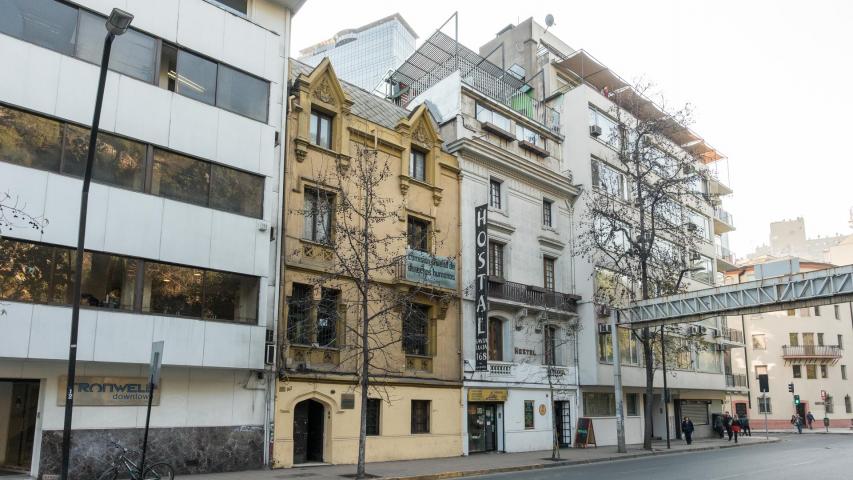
(303, 187, 335, 244)
(409, 147, 427, 182)
(488, 241, 505, 278)
(402, 303, 431, 357)
(366, 398, 381, 436)
(407, 216, 431, 252)
(751, 334, 767, 351)
(543, 257, 556, 292)
(309, 109, 334, 149)
(792, 365, 802, 378)
(591, 159, 628, 201)
(411, 400, 431, 434)
(758, 396, 772, 414)
(489, 179, 503, 209)
(524, 400, 535, 429)
(542, 199, 553, 227)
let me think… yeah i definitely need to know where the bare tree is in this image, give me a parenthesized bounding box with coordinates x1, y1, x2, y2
(280, 141, 456, 477)
(576, 80, 714, 449)
(0, 191, 48, 315)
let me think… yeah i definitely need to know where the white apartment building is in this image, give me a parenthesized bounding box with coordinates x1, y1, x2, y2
(0, 0, 302, 477)
(727, 257, 853, 430)
(298, 13, 416, 93)
(389, 28, 582, 455)
(482, 19, 744, 445)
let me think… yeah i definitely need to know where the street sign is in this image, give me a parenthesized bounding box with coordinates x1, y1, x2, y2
(149, 341, 164, 388)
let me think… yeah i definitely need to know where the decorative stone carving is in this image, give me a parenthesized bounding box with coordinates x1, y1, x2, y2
(336, 154, 351, 173)
(413, 122, 431, 146)
(313, 77, 336, 105)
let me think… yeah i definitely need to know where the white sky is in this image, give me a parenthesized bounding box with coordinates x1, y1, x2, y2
(292, 0, 853, 256)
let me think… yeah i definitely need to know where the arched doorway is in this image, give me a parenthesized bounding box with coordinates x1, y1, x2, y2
(293, 399, 325, 464)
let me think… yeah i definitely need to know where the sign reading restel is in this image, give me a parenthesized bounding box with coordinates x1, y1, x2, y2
(474, 204, 489, 371)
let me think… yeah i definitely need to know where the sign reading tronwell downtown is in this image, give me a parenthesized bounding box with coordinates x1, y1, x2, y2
(58, 376, 161, 406)
(474, 204, 489, 371)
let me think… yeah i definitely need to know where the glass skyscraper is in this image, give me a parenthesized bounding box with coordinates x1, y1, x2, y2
(298, 13, 417, 93)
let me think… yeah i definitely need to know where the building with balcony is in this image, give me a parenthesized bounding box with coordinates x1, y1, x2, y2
(0, 0, 303, 477)
(387, 21, 582, 455)
(273, 59, 462, 467)
(726, 257, 853, 429)
(481, 18, 741, 445)
(298, 13, 417, 93)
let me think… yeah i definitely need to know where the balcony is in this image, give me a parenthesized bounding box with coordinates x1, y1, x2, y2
(488, 279, 579, 314)
(488, 361, 514, 376)
(782, 345, 842, 364)
(715, 243, 736, 272)
(725, 374, 748, 389)
(713, 207, 735, 234)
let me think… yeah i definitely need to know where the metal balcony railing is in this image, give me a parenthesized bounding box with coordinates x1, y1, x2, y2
(725, 374, 748, 388)
(782, 345, 842, 359)
(488, 279, 579, 313)
(716, 244, 735, 264)
(714, 207, 734, 227)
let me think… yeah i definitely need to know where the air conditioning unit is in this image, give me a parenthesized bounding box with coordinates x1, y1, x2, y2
(698, 326, 707, 335)
(264, 343, 276, 366)
(265, 329, 274, 343)
(715, 344, 726, 352)
(598, 323, 612, 334)
(590, 125, 602, 137)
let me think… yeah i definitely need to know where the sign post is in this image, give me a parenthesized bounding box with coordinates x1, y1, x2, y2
(759, 374, 769, 439)
(474, 205, 489, 372)
(140, 341, 163, 475)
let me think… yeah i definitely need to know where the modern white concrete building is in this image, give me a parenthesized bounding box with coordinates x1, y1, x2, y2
(0, 0, 302, 477)
(389, 28, 582, 455)
(727, 257, 853, 430)
(481, 18, 745, 446)
(298, 13, 417, 93)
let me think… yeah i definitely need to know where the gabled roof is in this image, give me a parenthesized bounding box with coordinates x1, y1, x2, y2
(291, 59, 412, 130)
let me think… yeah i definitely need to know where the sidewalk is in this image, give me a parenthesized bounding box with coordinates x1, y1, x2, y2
(765, 428, 853, 434)
(184, 436, 777, 480)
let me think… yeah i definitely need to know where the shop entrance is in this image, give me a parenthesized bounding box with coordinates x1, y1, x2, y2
(292, 399, 324, 464)
(468, 403, 498, 453)
(555, 401, 572, 447)
(1, 380, 40, 474)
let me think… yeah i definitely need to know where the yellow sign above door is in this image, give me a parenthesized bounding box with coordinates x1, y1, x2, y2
(468, 388, 508, 402)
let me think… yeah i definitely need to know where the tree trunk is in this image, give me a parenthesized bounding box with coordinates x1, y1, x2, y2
(642, 328, 654, 450)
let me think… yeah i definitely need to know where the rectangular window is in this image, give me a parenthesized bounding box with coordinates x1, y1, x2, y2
(76, 11, 157, 83)
(755, 365, 768, 379)
(842, 365, 848, 380)
(476, 103, 511, 132)
(316, 288, 339, 347)
(789, 332, 799, 346)
(79, 252, 137, 310)
(687, 209, 712, 242)
(543, 257, 555, 291)
(62, 125, 146, 191)
(598, 331, 613, 363)
(792, 365, 802, 378)
(203, 270, 258, 324)
(209, 164, 265, 218)
(800, 308, 810, 317)
(0, 239, 66, 304)
(488, 242, 504, 278)
(752, 334, 766, 350)
(488, 317, 503, 361)
(0, 105, 63, 172)
(310, 110, 333, 149)
(286, 284, 313, 345)
(0, 0, 79, 55)
(524, 400, 535, 429)
(814, 306, 821, 316)
(583, 392, 616, 417)
(210, 0, 248, 14)
(821, 365, 828, 378)
(838, 334, 843, 349)
(835, 305, 841, 320)
(542, 199, 553, 227)
(407, 216, 430, 252)
(304, 188, 334, 244)
(591, 160, 627, 200)
(411, 400, 430, 434)
(409, 149, 426, 181)
(175, 49, 218, 105)
(489, 179, 502, 209)
(403, 303, 430, 356)
(544, 325, 558, 365)
(758, 397, 772, 414)
(142, 262, 203, 318)
(691, 255, 714, 285)
(588, 107, 619, 147)
(516, 124, 542, 147)
(787, 309, 796, 316)
(216, 64, 269, 122)
(806, 365, 817, 379)
(151, 149, 211, 207)
(818, 333, 824, 346)
(366, 398, 381, 436)
(826, 395, 834, 414)
(626, 393, 639, 416)
(846, 395, 852, 414)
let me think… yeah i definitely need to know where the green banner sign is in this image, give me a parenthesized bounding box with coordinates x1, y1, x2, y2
(404, 248, 457, 289)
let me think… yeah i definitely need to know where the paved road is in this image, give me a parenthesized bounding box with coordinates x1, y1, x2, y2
(475, 434, 852, 480)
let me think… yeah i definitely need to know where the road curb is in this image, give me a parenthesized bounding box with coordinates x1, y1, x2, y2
(382, 439, 780, 480)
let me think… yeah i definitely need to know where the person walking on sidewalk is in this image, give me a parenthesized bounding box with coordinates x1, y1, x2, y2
(740, 414, 751, 436)
(681, 417, 695, 445)
(731, 414, 742, 443)
(714, 415, 725, 438)
(791, 414, 803, 434)
(806, 411, 816, 430)
(723, 411, 734, 441)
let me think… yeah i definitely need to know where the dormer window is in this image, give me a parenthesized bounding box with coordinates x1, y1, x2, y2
(310, 110, 333, 149)
(409, 148, 427, 182)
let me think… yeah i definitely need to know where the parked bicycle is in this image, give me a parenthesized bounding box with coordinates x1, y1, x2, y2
(96, 441, 174, 480)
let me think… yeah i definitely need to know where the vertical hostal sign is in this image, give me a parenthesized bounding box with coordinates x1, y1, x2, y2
(475, 204, 489, 371)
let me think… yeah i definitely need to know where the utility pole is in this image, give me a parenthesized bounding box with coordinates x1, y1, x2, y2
(611, 310, 626, 453)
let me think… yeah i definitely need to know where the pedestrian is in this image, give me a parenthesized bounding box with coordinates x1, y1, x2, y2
(806, 411, 815, 430)
(723, 411, 733, 441)
(740, 414, 751, 436)
(791, 414, 803, 434)
(731, 414, 742, 443)
(681, 416, 695, 445)
(714, 415, 725, 439)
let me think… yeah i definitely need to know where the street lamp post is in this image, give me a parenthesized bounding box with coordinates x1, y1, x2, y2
(60, 9, 134, 480)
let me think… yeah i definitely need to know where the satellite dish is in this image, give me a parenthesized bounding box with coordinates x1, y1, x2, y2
(545, 14, 555, 28)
